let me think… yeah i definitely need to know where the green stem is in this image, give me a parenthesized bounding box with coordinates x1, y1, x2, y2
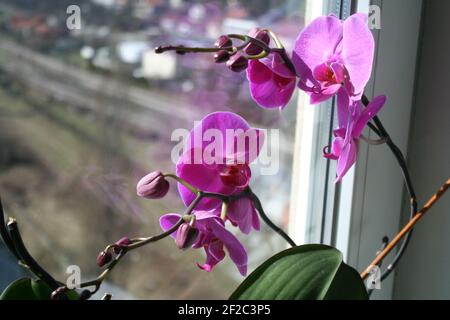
(247, 189, 296, 247)
(78, 193, 203, 292)
(164, 173, 199, 195)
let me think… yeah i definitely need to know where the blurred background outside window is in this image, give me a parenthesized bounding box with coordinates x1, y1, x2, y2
(0, 0, 310, 298)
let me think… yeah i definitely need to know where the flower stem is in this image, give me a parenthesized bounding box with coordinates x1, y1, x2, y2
(6, 218, 62, 290)
(247, 188, 296, 247)
(78, 192, 203, 293)
(362, 94, 418, 282)
(164, 173, 200, 195)
(0, 197, 21, 261)
(361, 178, 450, 280)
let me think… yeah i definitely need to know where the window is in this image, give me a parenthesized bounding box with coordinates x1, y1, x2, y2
(0, 0, 337, 299)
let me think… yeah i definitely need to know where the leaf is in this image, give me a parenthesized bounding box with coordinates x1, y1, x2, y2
(65, 289, 80, 300)
(323, 262, 368, 299)
(230, 244, 368, 300)
(31, 279, 53, 300)
(0, 278, 79, 300)
(1, 278, 40, 300)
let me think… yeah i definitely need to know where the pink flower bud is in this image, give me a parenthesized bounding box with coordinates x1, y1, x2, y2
(113, 237, 132, 254)
(245, 29, 270, 56)
(136, 171, 170, 199)
(214, 50, 230, 63)
(214, 35, 232, 48)
(96, 250, 112, 267)
(226, 53, 248, 72)
(175, 223, 199, 250)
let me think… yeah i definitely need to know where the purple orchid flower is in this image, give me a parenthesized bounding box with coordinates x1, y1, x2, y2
(176, 112, 264, 234)
(247, 52, 297, 109)
(324, 95, 386, 181)
(293, 13, 374, 104)
(246, 28, 297, 109)
(160, 210, 248, 276)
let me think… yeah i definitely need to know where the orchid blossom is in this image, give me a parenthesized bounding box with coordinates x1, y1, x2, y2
(246, 29, 297, 109)
(160, 210, 248, 276)
(176, 112, 264, 234)
(324, 95, 386, 181)
(293, 13, 374, 104)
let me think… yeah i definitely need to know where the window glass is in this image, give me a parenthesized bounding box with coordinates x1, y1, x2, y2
(0, 0, 308, 298)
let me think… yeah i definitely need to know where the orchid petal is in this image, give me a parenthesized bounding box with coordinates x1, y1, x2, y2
(197, 242, 223, 273)
(341, 13, 375, 96)
(176, 149, 233, 210)
(353, 95, 386, 137)
(227, 197, 255, 234)
(293, 15, 343, 80)
(207, 218, 248, 276)
(159, 213, 182, 239)
(336, 140, 358, 182)
(247, 59, 296, 109)
(337, 88, 350, 128)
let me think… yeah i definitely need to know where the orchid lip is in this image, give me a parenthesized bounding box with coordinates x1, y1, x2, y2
(219, 163, 251, 189)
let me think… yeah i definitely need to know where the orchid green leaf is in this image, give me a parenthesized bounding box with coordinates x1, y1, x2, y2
(230, 244, 368, 300)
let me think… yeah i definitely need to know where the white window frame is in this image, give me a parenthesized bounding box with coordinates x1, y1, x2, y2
(290, 0, 423, 300)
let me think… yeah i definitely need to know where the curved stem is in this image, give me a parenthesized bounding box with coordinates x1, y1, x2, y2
(360, 135, 387, 146)
(78, 192, 203, 293)
(247, 188, 296, 247)
(362, 94, 418, 282)
(164, 173, 199, 194)
(263, 29, 284, 49)
(0, 197, 21, 261)
(7, 219, 61, 290)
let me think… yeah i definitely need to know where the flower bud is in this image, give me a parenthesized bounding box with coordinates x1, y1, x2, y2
(79, 289, 92, 300)
(214, 50, 230, 63)
(175, 223, 199, 250)
(113, 237, 132, 254)
(136, 171, 170, 199)
(50, 286, 68, 300)
(214, 35, 232, 48)
(96, 250, 112, 267)
(226, 53, 248, 72)
(245, 29, 270, 56)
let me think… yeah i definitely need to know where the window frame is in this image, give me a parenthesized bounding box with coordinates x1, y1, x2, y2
(289, 0, 352, 245)
(289, 0, 424, 300)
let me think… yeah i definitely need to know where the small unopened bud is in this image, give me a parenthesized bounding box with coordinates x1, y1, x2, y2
(51, 286, 68, 300)
(113, 237, 132, 254)
(137, 171, 170, 199)
(96, 250, 112, 267)
(79, 289, 92, 300)
(214, 35, 232, 48)
(214, 50, 230, 63)
(226, 54, 248, 72)
(175, 223, 199, 250)
(245, 29, 270, 56)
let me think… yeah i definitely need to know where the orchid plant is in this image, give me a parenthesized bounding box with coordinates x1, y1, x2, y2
(1, 13, 449, 300)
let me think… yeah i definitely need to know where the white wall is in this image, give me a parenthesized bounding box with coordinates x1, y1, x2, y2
(393, 0, 450, 299)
